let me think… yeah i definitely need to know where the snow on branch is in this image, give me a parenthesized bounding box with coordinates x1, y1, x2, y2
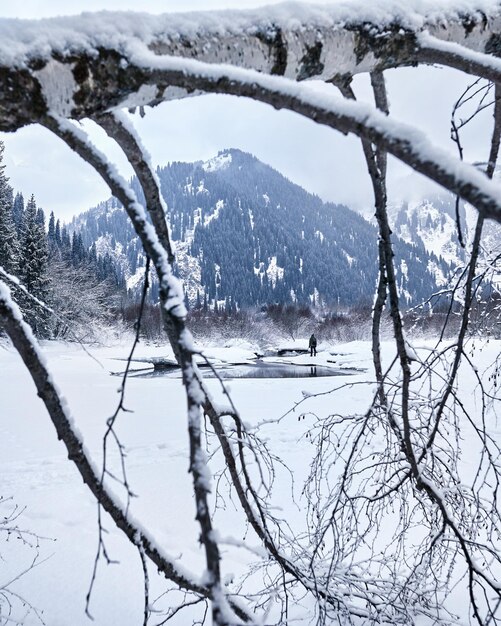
(40, 115, 254, 625)
(418, 31, 501, 83)
(94, 111, 175, 266)
(1, 1, 501, 130)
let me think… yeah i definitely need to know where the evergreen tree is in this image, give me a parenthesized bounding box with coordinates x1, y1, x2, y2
(0, 142, 19, 275)
(48, 211, 56, 242)
(36, 207, 46, 228)
(12, 191, 24, 236)
(71, 232, 86, 266)
(60, 225, 71, 259)
(21, 194, 49, 299)
(47, 211, 60, 260)
(55, 218, 62, 247)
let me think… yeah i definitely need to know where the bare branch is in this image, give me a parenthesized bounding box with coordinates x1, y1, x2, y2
(0, 279, 226, 610)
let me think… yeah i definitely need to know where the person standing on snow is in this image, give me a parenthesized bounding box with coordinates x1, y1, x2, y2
(309, 333, 317, 357)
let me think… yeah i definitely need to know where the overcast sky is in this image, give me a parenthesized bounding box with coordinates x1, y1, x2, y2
(0, 0, 494, 221)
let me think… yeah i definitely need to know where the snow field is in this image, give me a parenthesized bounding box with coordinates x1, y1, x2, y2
(0, 337, 498, 624)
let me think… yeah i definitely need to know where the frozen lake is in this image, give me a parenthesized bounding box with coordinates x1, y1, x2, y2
(128, 361, 361, 379)
(0, 337, 498, 624)
(0, 339, 372, 625)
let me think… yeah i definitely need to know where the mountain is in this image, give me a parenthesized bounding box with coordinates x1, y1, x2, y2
(390, 192, 501, 289)
(70, 149, 447, 310)
(391, 195, 467, 273)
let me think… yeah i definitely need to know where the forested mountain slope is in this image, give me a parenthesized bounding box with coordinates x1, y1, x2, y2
(72, 149, 449, 309)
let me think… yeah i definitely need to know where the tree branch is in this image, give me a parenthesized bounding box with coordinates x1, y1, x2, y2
(0, 279, 210, 601)
(2, 2, 501, 131)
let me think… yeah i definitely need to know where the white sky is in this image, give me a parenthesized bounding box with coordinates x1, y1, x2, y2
(0, 0, 493, 221)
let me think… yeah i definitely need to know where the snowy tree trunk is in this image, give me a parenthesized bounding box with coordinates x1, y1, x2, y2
(0, 1, 501, 130)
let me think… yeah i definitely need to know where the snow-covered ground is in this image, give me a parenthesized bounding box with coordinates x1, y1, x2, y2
(0, 336, 498, 624)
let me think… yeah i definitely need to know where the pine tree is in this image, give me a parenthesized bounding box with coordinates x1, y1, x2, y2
(21, 194, 49, 299)
(0, 142, 19, 275)
(71, 232, 87, 266)
(55, 218, 62, 247)
(36, 207, 45, 228)
(12, 191, 24, 237)
(47, 211, 60, 260)
(48, 211, 56, 242)
(60, 225, 71, 259)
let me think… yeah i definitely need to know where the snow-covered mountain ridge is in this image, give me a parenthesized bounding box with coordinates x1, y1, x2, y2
(388, 192, 501, 289)
(71, 149, 449, 309)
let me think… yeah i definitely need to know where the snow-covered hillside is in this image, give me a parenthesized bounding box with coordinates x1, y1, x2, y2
(392, 198, 464, 265)
(70, 149, 443, 309)
(1, 336, 498, 624)
(389, 192, 501, 293)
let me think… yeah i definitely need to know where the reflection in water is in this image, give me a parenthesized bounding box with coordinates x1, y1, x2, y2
(129, 362, 360, 380)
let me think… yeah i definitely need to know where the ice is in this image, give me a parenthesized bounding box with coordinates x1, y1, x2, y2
(0, 332, 499, 623)
(0, 335, 370, 623)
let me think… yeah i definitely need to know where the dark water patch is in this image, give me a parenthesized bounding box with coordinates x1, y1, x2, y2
(127, 362, 361, 380)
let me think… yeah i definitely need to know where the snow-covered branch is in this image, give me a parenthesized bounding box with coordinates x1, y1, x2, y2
(0, 279, 212, 604)
(418, 31, 501, 84)
(94, 111, 175, 266)
(40, 115, 256, 625)
(1, 2, 501, 130)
